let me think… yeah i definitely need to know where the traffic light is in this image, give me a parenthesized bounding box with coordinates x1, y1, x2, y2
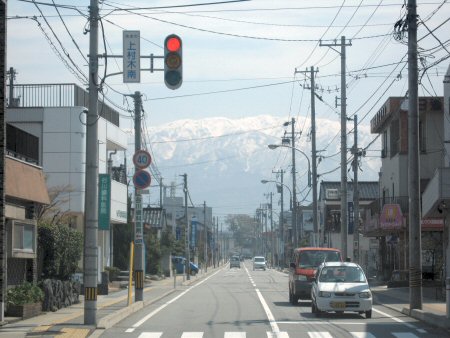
(164, 34, 182, 90)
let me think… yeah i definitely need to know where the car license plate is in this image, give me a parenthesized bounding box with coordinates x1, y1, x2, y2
(330, 301, 345, 309)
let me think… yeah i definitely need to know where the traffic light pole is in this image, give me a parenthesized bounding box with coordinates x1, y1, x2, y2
(183, 174, 190, 280)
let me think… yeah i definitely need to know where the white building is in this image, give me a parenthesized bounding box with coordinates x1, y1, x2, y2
(6, 83, 128, 275)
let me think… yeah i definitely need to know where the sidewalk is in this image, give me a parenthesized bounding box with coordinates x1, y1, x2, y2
(371, 283, 449, 331)
(0, 266, 222, 338)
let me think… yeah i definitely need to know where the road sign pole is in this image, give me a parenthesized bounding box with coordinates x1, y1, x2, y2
(133, 91, 144, 302)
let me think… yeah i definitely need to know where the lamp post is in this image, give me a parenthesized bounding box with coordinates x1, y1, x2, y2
(268, 144, 315, 245)
(261, 179, 292, 268)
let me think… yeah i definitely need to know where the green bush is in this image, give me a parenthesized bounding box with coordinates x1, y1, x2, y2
(38, 223, 83, 280)
(7, 282, 44, 306)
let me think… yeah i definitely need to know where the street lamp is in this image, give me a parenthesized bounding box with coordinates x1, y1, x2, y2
(268, 144, 311, 187)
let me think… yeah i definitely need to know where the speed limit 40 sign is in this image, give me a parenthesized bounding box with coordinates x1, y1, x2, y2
(133, 150, 152, 169)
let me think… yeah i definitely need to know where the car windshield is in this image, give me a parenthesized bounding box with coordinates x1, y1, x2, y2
(299, 250, 341, 268)
(319, 266, 366, 283)
(254, 257, 265, 262)
(231, 257, 239, 261)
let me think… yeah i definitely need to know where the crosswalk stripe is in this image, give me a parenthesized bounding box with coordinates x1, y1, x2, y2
(392, 333, 419, 338)
(224, 333, 246, 338)
(308, 332, 333, 338)
(351, 333, 377, 338)
(137, 333, 163, 338)
(267, 332, 289, 338)
(181, 333, 204, 338)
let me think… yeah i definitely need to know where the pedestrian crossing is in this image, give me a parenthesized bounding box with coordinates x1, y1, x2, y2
(135, 331, 424, 338)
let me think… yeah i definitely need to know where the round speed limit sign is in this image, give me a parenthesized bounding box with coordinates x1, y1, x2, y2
(133, 150, 152, 169)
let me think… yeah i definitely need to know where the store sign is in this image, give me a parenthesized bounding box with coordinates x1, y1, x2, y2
(98, 174, 111, 230)
(380, 204, 403, 229)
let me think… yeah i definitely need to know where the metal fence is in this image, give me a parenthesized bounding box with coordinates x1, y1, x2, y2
(7, 83, 120, 127)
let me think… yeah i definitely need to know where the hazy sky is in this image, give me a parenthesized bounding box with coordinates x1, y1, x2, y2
(6, 0, 450, 215)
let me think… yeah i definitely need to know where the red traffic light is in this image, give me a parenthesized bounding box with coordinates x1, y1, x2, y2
(166, 36, 181, 52)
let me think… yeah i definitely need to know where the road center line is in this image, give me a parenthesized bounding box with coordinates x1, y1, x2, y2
(245, 265, 281, 335)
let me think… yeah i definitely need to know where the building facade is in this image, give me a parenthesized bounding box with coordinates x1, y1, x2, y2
(6, 83, 128, 276)
(369, 96, 445, 281)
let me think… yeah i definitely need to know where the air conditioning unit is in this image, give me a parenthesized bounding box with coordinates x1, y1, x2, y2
(326, 188, 339, 200)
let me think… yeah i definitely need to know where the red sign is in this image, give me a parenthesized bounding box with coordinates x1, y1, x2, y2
(380, 204, 403, 230)
(421, 218, 444, 231)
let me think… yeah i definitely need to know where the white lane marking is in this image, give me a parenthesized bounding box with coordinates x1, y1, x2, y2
(244, 265, 281, 335)
(351, 333, 377, 338)
(137, 333, 163, 338)
(308, 332, 333, 338)
(127, 269, 223, 331)
(416, 328, 426, 333)
(224, 333, 246, 338)
(125, 328, 135, 333)
(181, 333, 204, 338)
(392, 333, 420, 338)
(276, 321, 366, 325)
(372, 307, 416, 329)
(267, 332, 289, 338)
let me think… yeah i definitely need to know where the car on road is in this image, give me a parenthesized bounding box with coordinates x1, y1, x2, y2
(253, 256, 266, 270)
(311, 261, 372, 318)
(171, 256, 199, 275)
(289, 247, 342, 304)
(230, 255, 241, 268)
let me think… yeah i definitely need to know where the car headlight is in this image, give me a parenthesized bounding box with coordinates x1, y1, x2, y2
(359, 291, 372, 298)
(296, 275, 307, 281)
(319, 291, 331, 298)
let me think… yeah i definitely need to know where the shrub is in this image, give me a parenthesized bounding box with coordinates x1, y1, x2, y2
(7, 282, 44, 306)
(38, 223, 83, 280)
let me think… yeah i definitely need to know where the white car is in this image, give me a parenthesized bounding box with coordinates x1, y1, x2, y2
(253, 256, 266, 270)
(311, 262, 372, 318)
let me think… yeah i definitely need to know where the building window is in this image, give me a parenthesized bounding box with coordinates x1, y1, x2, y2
(13, 222, 35, 252)
(419, 120, 426, 153)
(381, 131, 388, 158)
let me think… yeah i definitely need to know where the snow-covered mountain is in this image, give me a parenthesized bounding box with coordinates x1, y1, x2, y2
(140, 115, 380, 216)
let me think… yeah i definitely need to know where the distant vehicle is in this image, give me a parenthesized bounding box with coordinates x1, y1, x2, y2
(253, 256, 266, 271)
(230, 256, 241, 268)
(387, 270, 409, 288)
(171, 256, 199, 275)
(311, 261, 372, 318)
(288, 247, 342, 304)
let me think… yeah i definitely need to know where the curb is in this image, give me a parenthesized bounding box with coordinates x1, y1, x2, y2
(402, 307, 450, 331)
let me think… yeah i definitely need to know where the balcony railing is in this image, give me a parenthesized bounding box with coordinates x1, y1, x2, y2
(7, 83, 120, 127)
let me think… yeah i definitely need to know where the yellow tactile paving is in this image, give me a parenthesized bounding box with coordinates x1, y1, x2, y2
(59, 327, 91, 337)
(32, 325, 52, 332)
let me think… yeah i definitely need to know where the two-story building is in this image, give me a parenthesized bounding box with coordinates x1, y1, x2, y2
(6, 83, 128, 277)
(369, 96, 445, 280)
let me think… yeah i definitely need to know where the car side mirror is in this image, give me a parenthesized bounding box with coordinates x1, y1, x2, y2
(290, 262, 296, 269)
(311, 277, 316, 283)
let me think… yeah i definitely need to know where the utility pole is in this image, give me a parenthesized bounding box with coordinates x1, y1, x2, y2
(320, 36, 352, 259)
(133, 91, 144, 302)
(204, 201, 207, 272)
(290, 118, 298, 248)
(108, 150, 117, 267)
(84, 0, 99, 325)
(407, 0, 422, 310)
(269, 192, 274, 267)
(273, 169, 285, 268)
(182, 174, 190, 280)
(352, 115, 360, 263)
(296, 66, 319, 246)
(0, 0, 7, 324)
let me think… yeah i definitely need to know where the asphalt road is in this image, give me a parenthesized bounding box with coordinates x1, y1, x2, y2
(99, 260, 449, 338)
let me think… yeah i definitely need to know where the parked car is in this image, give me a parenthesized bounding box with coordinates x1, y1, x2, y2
(311, 261, 372, 318)
(253, 256, 266, 271)
(171, 256, 199, 275)
(289, 247, 342, 305)
(387, 270, 409, 288)
(230, 256, 241, 268)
